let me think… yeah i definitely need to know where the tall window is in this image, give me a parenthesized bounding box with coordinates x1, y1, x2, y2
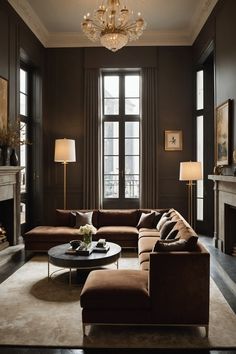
(196, 70, 204, 221)
(19, 66, 31, 228)
(102, 72, 141, 208)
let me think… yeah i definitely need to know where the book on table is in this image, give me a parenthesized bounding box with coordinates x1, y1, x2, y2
(93, 239, 110, 253)
(65, 244, 94, 256)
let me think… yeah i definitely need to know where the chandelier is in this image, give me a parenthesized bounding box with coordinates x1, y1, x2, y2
(81, 0, 146, 52)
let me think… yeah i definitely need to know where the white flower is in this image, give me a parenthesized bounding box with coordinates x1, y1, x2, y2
(78, 224, 96, 235)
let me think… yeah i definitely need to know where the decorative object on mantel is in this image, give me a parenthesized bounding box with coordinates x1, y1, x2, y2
(0, 118, 30, 166)
(213, 165, 224, 175)
(81, 0, 146, 52)
(179, 161, 202, 226)
(215, 99, 232, 166)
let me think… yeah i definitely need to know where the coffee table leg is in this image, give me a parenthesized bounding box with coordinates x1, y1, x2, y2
(48, 259, 50, 280)
(69, 268, 72, 286)
(116, 259, 119, 269)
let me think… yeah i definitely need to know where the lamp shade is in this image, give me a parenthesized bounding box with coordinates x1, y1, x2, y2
(179, 161, 202, 181)
(54, 139, 76, 162)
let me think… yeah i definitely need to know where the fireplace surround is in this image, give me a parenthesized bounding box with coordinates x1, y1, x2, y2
(208, 175, 236, 255)
(0, 166, 22, 249)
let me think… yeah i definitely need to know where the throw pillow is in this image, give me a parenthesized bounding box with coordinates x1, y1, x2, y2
(166, 228, 179, 240)
(160, 220, 177, 239)
(156, 214, 169, 231)
(153, 236, 198, 252)
(137, 211, 155, 229)
(152, 211, 162, 227)
(71, 211, 93, 228)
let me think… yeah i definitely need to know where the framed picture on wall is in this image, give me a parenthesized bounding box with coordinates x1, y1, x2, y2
(164, 130, 183, 151)
(215, 99, 231, 166)
(0, 77, 8, 132)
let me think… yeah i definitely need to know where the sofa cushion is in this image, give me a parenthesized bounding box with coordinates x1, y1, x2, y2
(24, 226, 83, 242)
(98, 209, 139, 227)
(138, 236, 159, 254)
(71, 211, 93, 228)
(160, 220, 177, 239)
(80, 269, 150, 310)
(55, 209, 74, 226)
(96, 226, 139, 242)
(153, 236, 198, 252)
(137, 211, 156, 229)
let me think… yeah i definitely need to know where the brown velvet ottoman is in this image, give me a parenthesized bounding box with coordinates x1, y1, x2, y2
(80, 269, 151, 335)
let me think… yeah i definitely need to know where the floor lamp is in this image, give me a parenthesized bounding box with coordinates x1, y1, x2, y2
(54, 138, 76, 210)
(179, 161, 202, 227)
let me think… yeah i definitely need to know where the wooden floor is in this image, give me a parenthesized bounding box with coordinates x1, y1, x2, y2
(0, 237, 235, 354)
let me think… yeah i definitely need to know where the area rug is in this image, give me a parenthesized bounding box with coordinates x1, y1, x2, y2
(0, 254, 236, 349)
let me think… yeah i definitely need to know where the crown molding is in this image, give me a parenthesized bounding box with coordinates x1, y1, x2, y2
(8, 0, 48, 46)
(8, 0, 218, 48)
(46, 30, 192, 48)
(190, 0, 218, 43)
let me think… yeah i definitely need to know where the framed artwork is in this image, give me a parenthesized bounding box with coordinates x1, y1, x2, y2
(0, 77, 8, 132)
(164, 130, 183, 151)
(215, 99, 231, 166)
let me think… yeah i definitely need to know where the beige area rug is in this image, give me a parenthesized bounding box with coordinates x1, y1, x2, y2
(0, 253, 236, 349)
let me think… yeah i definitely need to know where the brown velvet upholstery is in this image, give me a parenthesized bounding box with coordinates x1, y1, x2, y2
(98, 209, 139, 227)
(80, 209, 210, 334)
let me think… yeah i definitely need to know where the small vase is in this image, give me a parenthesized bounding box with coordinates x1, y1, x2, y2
(3, 146, 12, 166)
(83, 233, 92, 248)
(10, 149, 19, 166)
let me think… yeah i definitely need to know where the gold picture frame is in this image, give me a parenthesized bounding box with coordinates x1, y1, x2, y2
(0, 77, 8, 132)
(165, 130, 183, 151)
(215, 100, 231, 166)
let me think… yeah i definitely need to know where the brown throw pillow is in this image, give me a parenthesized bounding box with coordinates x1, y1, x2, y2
(152, 211, 162, 227)
(160, 220, 177, 239)
(166, 228, 179, 240)
(153, 236, 198, 252)
(156, 214, 171, 231)
(71, 211, 93, 228)
(137, 212, 155, 229)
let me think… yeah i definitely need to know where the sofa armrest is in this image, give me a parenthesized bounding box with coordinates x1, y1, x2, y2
(149, 245, 210, 325)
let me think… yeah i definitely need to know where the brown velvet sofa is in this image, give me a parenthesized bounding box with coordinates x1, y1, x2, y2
(23, 208, 167, 251)
(80, 208, 210, 336)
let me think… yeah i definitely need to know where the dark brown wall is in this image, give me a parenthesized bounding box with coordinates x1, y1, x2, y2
(44, 46, 193, 223)
(193, 0, 236, 176)
(0, 0, 44, 226)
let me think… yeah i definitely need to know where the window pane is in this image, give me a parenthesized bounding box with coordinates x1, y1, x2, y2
(125, 98, 139, 115)
(104, 156, 119, 174)
(197, 70, 204, 110)
(125, 122, 139, 137)
(104, 122, 119, 138)
(104, 76, 119, 98)
(104, 175, 119, 198)
(21, 167, 26, 193)
(20, 69, 27, 94)
(125, 75, 139, 97)
(125, 138, 139, 155)
(104, 98, 119, 115)
(104, 139, 119, 155)
(125, 175, 139, 198)
(125, 156, 139, 174)
(197, 115, 204, 199)
(20, 93, 28, 116)
(197, 198, 204, 221)
(20, 202, 26, 224)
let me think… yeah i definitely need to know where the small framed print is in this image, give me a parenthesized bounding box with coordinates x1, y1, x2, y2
(164, 130, 183, 151)
(215, 99, 231, 166)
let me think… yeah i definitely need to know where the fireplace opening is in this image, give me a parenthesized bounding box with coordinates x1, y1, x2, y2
(0, 199, 14, 247)
(225, 204, 236, 256)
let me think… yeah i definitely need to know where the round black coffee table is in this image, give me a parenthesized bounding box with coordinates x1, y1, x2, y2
(48, 242, 121, 285)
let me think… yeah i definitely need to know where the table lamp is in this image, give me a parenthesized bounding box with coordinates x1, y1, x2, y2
(179, 161, 202, 226)
(54, 138, 76, 209)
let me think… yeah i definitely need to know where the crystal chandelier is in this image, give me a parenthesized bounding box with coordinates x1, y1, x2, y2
(81, 0, 146, 52)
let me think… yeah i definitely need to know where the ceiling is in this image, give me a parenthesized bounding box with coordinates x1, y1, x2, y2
(8, 0, 218, 48)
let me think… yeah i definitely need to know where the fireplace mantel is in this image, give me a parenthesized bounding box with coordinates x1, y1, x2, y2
(208, 174, 236, 254)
